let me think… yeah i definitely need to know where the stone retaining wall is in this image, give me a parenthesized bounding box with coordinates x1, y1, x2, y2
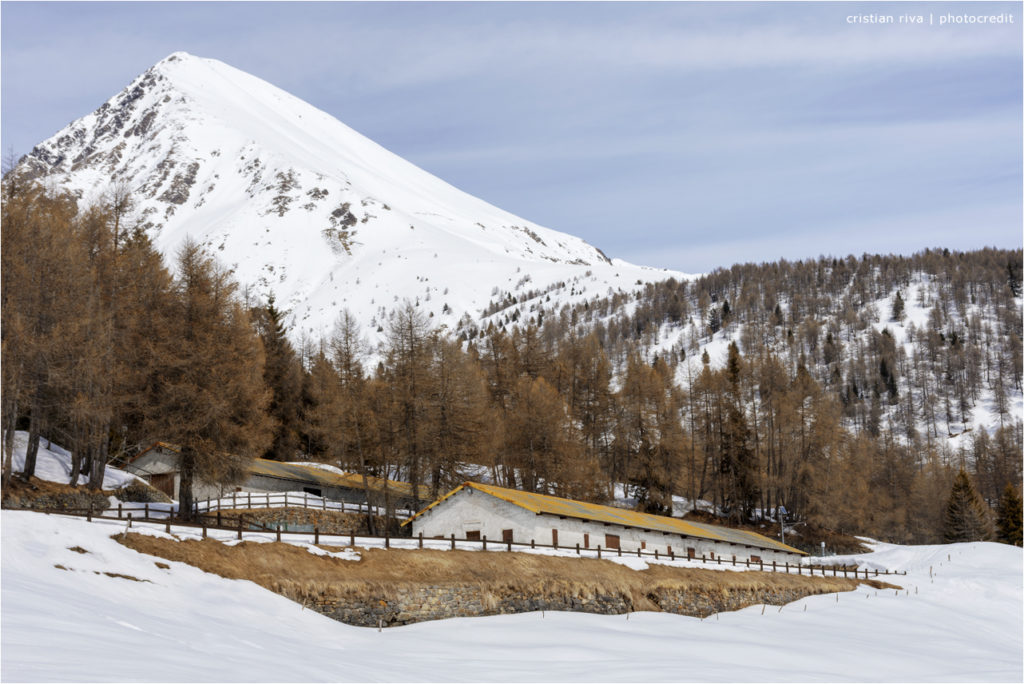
(299, 583, 835, 628)
(202, 507, 386, 535)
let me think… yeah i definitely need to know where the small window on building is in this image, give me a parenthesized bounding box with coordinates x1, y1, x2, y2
(709, 551, 715, 560)
(751, 555, 762, 563)
(502, 529, 513, 544)
(552, 529, 559, 547)
(584, 533, 590, 548)
(687, 547, 696, 559)
(641, 541, 646, 550)
(466, 530, 481, 541)
(606, 534, 620, 549)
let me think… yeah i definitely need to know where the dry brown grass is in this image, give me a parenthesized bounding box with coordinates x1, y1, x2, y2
(117, 535, 898, 613)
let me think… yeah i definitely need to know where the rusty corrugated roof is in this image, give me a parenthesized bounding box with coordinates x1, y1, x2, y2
(403, 481, 806, 555)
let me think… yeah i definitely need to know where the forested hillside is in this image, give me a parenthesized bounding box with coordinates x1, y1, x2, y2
(3, 175, 1021, 546)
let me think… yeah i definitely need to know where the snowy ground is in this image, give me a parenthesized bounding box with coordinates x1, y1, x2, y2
(2, 511, 1020, 682)
(7, 431, 140, 490)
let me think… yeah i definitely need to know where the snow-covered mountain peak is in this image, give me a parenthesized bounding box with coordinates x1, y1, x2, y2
(17, 52, 687, 341)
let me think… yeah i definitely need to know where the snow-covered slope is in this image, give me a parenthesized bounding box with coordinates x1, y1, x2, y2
(6, 431, 140, 490)
(18, 52, 684, 340)
(2, 511, 1021, 682)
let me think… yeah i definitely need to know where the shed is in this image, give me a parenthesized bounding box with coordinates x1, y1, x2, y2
(123, 442, 430, 510)
(404, 482, 806, 563)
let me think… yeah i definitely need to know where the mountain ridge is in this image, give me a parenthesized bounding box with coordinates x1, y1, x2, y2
(18, 51, 685, 339)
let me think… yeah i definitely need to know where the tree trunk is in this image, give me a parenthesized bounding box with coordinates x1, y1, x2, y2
(1, 398, 18, 490)
(21, 394, 42, 480)
(88, 427, 109, 491)
(178, 446, 197, 521)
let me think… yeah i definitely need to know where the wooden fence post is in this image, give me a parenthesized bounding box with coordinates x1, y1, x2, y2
(531, 539, 535, 549)
(351, 532, 356, 547)
(451, 533, 455, 550)
(385, 532, 390, 549)
(760, 560, 764, 571)
(237, 516, 243, 540)
(248, 492, 252, 509)
(670, 549, 674, 561)
(575, 542, 580, 555)
(202, 524, 207, 539)
(637, 547, 641, 558)
(772, 561, 777, 573)
(127, 513, 133, 528)
(314, 527, 320, 545)
(654, 549, 659, 560)
(276, 524, 281, 542)
(785, 561, 789, 573)
(419, 532, 423, 549)
(87, 504, 92, 522)
(233, 492, 237, 509)
(482, 535, 487, 551)
(165, 518, 171, 533)
(144, 503, 149, 520)
(117, 503, 122, 519)
(597, 545, 602, 559)
(304, 492, 308, 509)
(617, 546, 622, 557)
(732, 556, 736, 567)
(217, 510, 222, 527)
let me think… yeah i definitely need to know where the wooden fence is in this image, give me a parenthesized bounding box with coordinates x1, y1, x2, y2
(110, 491, 412, 520)
(24, 505, 907, 579)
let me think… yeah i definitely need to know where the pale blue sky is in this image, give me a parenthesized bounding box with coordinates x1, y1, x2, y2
(2, 1, 1021, 272)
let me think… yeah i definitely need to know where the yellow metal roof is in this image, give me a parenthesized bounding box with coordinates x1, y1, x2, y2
(133, 442, 428, 501)
(403, 481, 807, 556)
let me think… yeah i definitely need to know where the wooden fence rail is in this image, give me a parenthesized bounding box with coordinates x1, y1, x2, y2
(25, 506, 907, 579)
(108, 492, 413, 520)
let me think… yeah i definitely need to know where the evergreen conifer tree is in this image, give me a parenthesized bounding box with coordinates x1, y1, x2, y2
(996, 483, 1023, 547)
(943, 469, 992, 542)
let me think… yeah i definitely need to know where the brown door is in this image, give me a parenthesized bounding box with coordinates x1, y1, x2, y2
(502, 529, 513, 544)
(641, 541, 646, 550)
(466, 530, 481, 541)
(605, 534, 620, 549)
(584, 533, 590, 548)
(552, 529, 559, 547)
(149, 473, 175, 498)
(687, 547, 696, 559)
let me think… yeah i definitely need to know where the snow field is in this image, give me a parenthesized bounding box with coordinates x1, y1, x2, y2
(2, 510, 1021, 682)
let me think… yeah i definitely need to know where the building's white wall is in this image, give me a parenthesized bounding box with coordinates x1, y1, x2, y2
(411, 488, 801, 564)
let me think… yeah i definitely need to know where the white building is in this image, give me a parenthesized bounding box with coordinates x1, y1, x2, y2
(405, 482, 806, 564)
(123, 442, 429, 509)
